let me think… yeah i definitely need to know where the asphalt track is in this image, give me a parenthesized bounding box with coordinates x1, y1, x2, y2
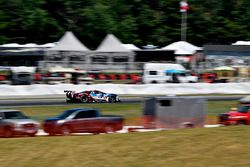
(0, 95, 244, 107)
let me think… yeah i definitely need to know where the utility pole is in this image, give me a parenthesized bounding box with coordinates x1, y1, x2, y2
(180, 0, 189, 41)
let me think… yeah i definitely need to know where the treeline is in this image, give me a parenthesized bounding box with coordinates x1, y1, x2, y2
(0, 0, 250, 49)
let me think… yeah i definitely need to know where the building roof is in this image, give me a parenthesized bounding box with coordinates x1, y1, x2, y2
(96, 34, 133, 53)
(161, 41, 202, 55)
(48, 31, 90, 52)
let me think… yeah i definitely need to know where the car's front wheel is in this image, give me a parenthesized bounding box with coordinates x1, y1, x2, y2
(104, 124, 115, 134)
(109, 96, 117, 103)
(60, 126, 72, 136)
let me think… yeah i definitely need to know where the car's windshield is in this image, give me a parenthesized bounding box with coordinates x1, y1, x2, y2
(238, 106, 250, 113)
(4, 111, 28, 119)
(57, 109, 76, 119)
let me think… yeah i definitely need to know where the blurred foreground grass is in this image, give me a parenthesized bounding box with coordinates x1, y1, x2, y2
(0, 126, 250, 167)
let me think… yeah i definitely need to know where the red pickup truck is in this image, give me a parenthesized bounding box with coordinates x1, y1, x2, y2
(43, 108, 124, 135)
(218, 105, 250, 125)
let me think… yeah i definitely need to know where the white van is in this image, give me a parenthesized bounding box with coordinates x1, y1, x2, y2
(142, 63, 198, 84)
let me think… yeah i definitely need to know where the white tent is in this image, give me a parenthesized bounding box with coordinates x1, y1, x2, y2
(96, 34, 133, 52)
(92, 34, 135, 70)
(48, 31, 89, 51)
(44, 31, 90, 67)
(161, 41, 202, 55)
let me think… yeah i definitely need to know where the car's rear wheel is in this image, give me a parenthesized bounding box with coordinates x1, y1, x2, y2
(60, 126, 72, 136)
(81, 95, 89, 103)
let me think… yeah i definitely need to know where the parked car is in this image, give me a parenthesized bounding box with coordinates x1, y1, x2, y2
(0, 110, 39, 137)
(43, 108, 124, 135)
(218, 105, 250, 125)
(64, 90, 121, 103)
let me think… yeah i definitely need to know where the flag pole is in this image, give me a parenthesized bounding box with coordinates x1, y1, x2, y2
(181, 11, 187, 41)
(180, 0, 189, 41)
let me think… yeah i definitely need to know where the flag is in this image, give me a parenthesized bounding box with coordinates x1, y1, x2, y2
(180, 0, 189, 12)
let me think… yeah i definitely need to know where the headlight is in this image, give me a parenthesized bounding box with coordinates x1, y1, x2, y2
(57, 120, 65, 124)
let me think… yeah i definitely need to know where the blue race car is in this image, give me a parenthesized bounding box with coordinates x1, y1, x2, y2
(64, 90, 121, 103)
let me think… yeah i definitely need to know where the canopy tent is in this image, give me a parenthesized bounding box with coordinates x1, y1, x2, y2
(91, 34, 135, 70)
(48, 31, 89, 52)
(45, 31, 90, 63)
(161, 41, 202, 55)
(95, 34, 133, 53)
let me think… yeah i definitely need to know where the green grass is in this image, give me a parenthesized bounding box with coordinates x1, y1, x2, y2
(1, 126, 250, 167)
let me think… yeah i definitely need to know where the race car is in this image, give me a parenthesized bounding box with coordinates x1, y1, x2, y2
(64, 90, 121, 103)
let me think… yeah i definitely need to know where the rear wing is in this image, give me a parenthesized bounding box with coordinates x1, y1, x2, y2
(64, 90, 73, 93)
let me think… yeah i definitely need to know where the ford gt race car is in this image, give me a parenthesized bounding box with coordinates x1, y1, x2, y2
(64, 90, 121, 103)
